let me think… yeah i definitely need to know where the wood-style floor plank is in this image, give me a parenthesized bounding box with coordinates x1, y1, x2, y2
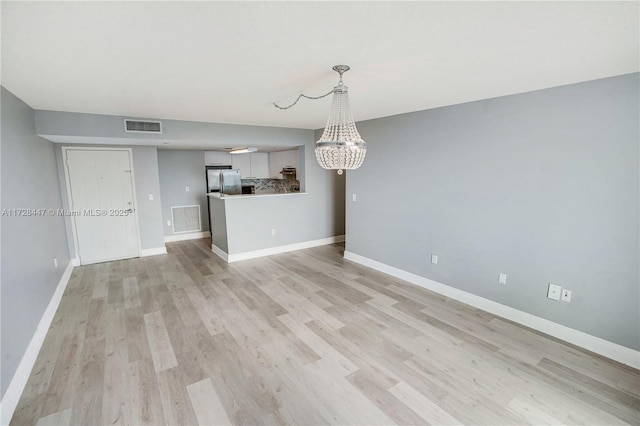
(143, 311, 179, 373)
(10, 239, 639, 426)
(186, 377, 232, 426)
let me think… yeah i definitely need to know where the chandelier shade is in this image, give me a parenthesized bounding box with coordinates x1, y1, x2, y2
(274, 65, 366, 175)
(315, 81, 366, 175)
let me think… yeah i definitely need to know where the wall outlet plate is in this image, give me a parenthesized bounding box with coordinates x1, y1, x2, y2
(547, 283, 562, 301)
(499, 273, 507, 284)
(166, 220, 171, 227)
(271, 229, 276, 236)
(561, 289, 572, 302)
(431, 254, 438, 265)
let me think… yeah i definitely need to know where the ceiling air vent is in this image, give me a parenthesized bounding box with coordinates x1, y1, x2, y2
(124, 119, 163, 134)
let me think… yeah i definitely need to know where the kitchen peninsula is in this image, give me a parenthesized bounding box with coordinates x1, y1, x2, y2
(208, 191, 311, 262)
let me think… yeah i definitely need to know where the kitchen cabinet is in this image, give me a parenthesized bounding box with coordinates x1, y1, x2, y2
(281, 150, 298, 168)
(269, 149, 299, 179)
(204, 151, 231, 166)
(250, 153, 269, 178)
(232, 152, 269, 179)
(269, 151, 283, 178)
(231, 154, 251, 178)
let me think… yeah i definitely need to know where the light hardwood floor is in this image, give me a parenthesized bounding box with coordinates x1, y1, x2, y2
(11, 239, 640, 425)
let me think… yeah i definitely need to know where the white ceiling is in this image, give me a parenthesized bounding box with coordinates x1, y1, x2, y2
(2, 1, 638, 130)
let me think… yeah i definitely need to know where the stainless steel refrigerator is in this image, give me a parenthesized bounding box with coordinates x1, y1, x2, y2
(206, 165, 232, 193)
(220, 170, 241, 195)
(206, 168, 241, 235)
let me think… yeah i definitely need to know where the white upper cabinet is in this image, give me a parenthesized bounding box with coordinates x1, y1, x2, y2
(281, 150, 299, 169)
(225, 148, 300, 179)
(204, 151, 231, 166)
(250, 153, 269, 178)
(231, 153, 251, 179)
(269, 151, 283, 178)
(269, 149, 299, 179)
(231, 152, 270, 179)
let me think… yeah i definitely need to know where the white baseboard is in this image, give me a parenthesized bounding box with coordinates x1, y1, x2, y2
(165, 231, 210, 243)
(0, 261, 75, 425)
(343, 250, 640, 369)
(211, 244, 229, 262)
(71, 257, 80, 266)
(140, 246, 167, 257)
(213, 235, 345, 263)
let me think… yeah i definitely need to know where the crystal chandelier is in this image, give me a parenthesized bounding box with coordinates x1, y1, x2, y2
(274, 65, 366, 175)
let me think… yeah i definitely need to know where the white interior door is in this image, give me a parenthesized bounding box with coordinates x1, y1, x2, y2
(65, 148, 140, 264)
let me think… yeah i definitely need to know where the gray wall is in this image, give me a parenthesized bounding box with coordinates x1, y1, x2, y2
(314, 129, 346, 233)
(209, 196, 228, 252)
(131, 147, 165, 249)
(35, 110, 310, 148)
(1, 87, 70, 396)
(346, 73, 639, 350)
(157, 150, 209, 236)
(36, 111, 346, 253)
(224, 131, 345, 254)
(54, 144, 166, 257)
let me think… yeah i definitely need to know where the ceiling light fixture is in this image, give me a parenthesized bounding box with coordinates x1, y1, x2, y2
(229, 147, 257, 154)
(274, 65, 366, 175)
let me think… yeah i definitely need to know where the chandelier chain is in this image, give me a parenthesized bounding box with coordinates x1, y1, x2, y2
(273, 89, 334, 110)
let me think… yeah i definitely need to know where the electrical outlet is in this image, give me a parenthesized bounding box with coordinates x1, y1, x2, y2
(166, 220, 171, 227)
(547, 283, 562, 301)
(148, 193, 154, 201)
(271, 229, 276, 236)
(431, 254, 438, 265)
(561, 289, 572, 302)
(352, 194, 357, 202)
(53, 257, 58, 268)
(185, 186, 190, 192)
(499, 273, 507, 284)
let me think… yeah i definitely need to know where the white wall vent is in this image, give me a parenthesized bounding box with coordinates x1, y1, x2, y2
(171, 205, 201, 234)
(124, 119, 163, 134)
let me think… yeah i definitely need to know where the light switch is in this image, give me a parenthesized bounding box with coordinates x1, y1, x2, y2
(185, 186, 190, 192)
(547, 283, 562, 301)
(352, 194, 357, 202)
(431, 254, 438, 265)
(148, 193, 154, 201)
(499, 273, 507, 284)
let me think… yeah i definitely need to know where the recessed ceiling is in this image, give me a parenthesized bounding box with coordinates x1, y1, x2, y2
(2, 1, 638, 130)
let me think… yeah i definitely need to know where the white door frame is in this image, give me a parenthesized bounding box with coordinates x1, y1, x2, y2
(62, 146, 143, 264)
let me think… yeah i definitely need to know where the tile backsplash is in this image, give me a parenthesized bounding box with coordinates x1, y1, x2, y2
(242, 178, 277, 190)
(242, 178, 300, 193)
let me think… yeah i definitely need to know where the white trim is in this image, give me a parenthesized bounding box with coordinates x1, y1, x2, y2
(61, 146, 143, 264)
(165, 231, 211, 243)
(140, 246, 167, 257)
(213, 235, 345, 263)
(211, 244, 229, 262)
(70, 257, 80, 267)
(0, 261, 74, 425)
(343, 251, 640, 369)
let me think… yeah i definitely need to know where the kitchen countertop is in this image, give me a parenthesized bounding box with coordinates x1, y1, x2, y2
(207, 192, 307, 199)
